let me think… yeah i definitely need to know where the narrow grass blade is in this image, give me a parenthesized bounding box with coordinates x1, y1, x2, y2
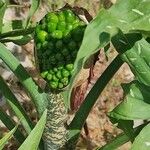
(0, 125, 18, 149)
(0, 76, 33, 134)
(0, 108, 25, 143)
(23, 0, 40, 28)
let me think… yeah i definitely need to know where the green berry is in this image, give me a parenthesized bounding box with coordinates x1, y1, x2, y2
(68, 40, 76, 50)
(72, 27, 85, 42)
(49, 55, 56, 65)
(73, 17, 80, 24)
(53, 67, 58, 72)
(47, 22, 57, 33)
(71, 50, 78, 59)
(50, 81, 58, 89)
(47, 73, 52, 80)
(63, 31, 71, 43)
(62, 69, 70, 77)
(52, 30, 63, 39)
(61, 48, 69, 56)
(65, 55, 72, 62)
(58, 66, 64, 70)
(40, 71, 48, 78)
(73, 23, 79, 29)
(36, 43, 41, 50)
(56, 70, 62, 79)
(66, 23, 73, 31)
(44, 50, 51, 56)
(55, 53, 64, 61)
(57, 21, 66, 31)
(46, 12, 58, 23)
(52, 75, 59, 82)
(58, 11, 65, 21)
(35, 9, 86, 90)
(48, 42, 54, 50)
(64, 10, 75, 23)
(61, 77, 69, 86)
(55, 40, 63, 50)
(37, 30, 48, 42)
(42, 41, 48, 49)
(66, 64, 74, 71)
(49, 69, 55, 75)
(58, 83, 64, 89)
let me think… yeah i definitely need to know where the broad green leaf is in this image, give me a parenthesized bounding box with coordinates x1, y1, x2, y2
(109, 81, 150, 120)
(63, 0, 150, 108)
(68, 30, 143, 144)
(23, 0, 40, 28)
(0, 1, 6, 33)
(0, 42, 48, 116)
(121, 39, 150, 86)
(122, 81, 150, 104)
(109, 97, 150, 120)
(18, 109, 47, 150)
(131, 124, 150, 150)
(0, 125, 18, 149)
(0, 108, 25, 143)
(0, 76, 33, 134)
(110, 31, 150, 120)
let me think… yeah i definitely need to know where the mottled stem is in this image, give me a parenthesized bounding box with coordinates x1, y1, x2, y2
(43, 93, 67, 150)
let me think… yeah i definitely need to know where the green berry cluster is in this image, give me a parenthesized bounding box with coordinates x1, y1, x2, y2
(35, 9, 86, 90)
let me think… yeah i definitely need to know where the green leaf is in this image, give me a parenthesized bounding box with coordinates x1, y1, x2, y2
(98, 123, 148, 150)
(121, 39, 150, 86)
(109, 96, 150, 120)
(18, 109, 47, 150)
(110, 30, 150, 120)
(118, 120, 134, 142)
(0, 27, 34, 39)
(97, 133, 129, 150)
(23, 0, 40, 28)
(131, 124, 150, 150)
(109, 81, 150, 120)
(0, 125, 18, 149)
(63, 0, 150, 109)
(0, 108, 25, 143)
(0, 35, 32, 45)
(0, 76, 33, 134)
(0, 42, 48, 116)
(0, 1, 6, 33)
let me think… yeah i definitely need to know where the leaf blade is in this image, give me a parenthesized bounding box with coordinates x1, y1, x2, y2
(18, 109, 47, 150)
(0, 125, 18, 149)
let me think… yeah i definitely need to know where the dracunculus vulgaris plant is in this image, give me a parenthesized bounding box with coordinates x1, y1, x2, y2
(0, 0, 150, 150)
